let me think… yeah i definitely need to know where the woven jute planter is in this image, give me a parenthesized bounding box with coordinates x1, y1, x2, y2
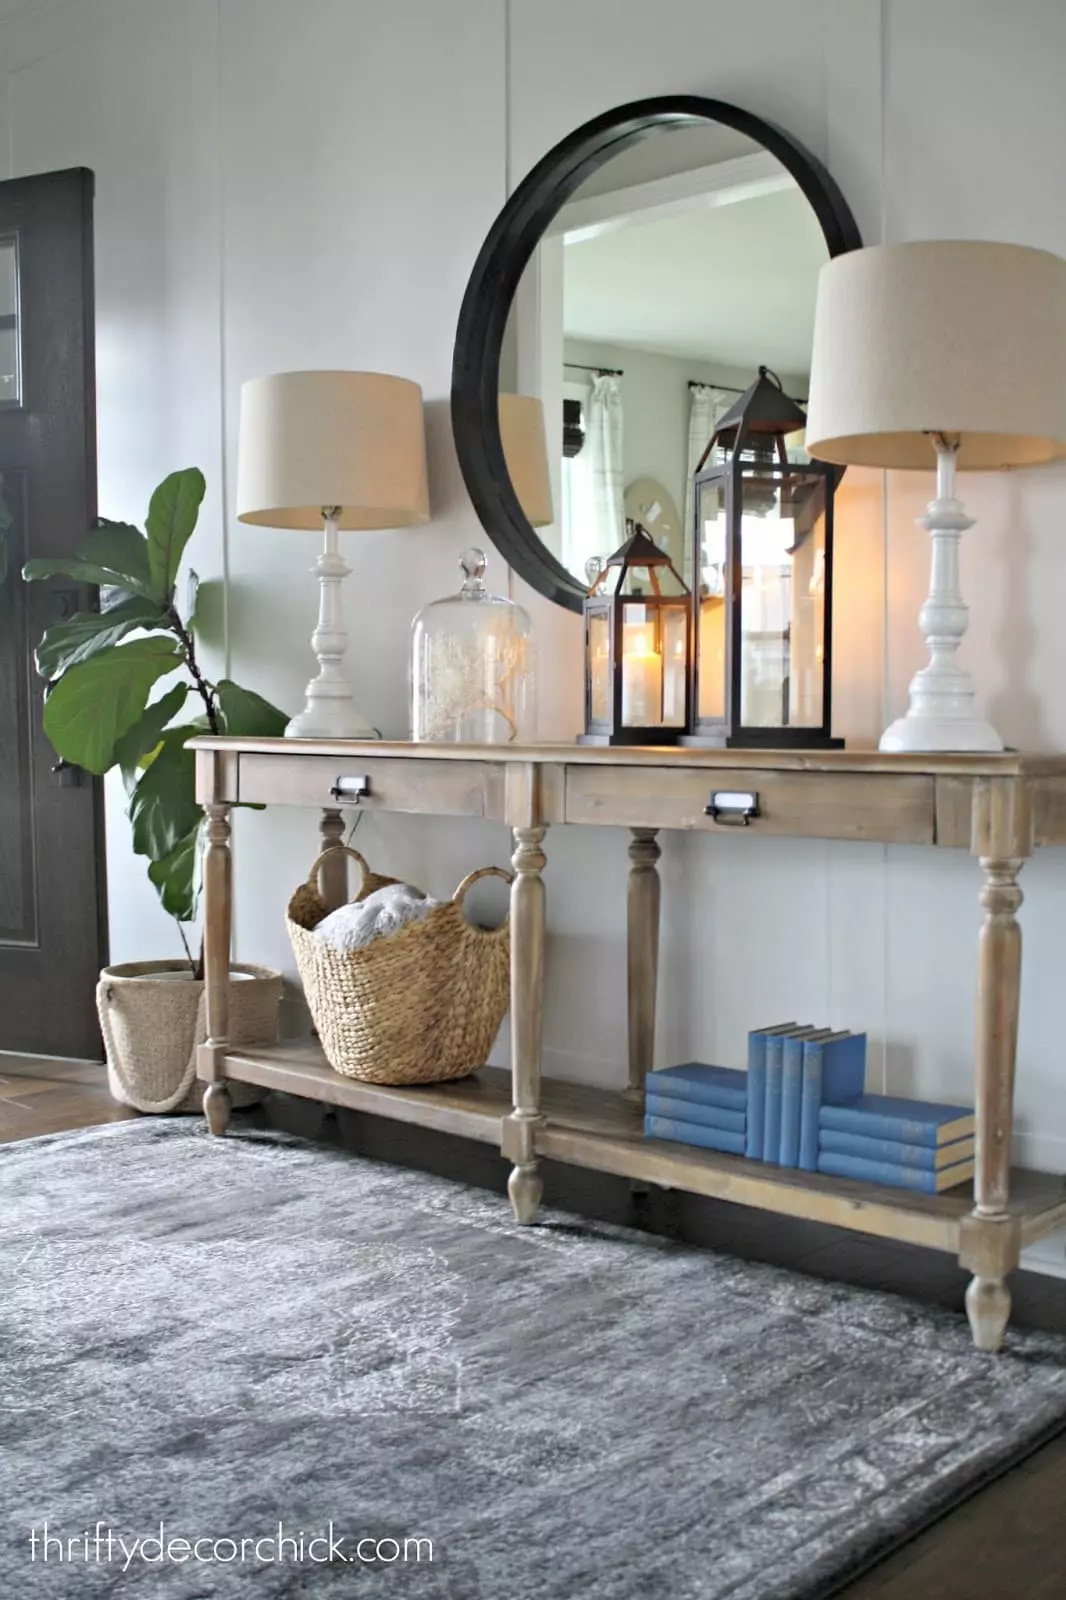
(97, 961, 282, 1115)
(286, 846, 511, 1086)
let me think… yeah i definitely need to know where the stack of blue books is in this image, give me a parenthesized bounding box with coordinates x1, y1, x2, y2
(746, 1022, 866, 1170)
(642, 1036, 975, 1197)
(817, 1095, 975, 1193)
(643, 1063, 748, 1155)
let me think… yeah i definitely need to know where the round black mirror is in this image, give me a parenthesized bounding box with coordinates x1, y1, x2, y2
(451, 95, 861, 613)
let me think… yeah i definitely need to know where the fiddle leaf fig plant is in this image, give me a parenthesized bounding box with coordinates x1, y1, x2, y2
(23, 467, 287, 949)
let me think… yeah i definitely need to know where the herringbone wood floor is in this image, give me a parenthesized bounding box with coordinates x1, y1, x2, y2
(3, 1053, 1064, 1599)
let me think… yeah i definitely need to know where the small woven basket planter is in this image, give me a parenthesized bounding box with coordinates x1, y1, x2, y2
(286, 846, 511, 1086)
(97, 961, 281, 1115)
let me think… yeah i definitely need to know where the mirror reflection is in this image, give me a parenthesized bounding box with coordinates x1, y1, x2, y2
(500, 124, 829, 591)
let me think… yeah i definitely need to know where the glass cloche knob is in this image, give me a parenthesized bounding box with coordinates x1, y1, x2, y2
(460, 547, 488, 595)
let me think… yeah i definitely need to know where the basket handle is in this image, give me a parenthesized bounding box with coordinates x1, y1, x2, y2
(304, 845, 374, 897)
(452, 865, 514, 906)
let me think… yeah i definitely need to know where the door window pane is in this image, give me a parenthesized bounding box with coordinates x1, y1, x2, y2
(0, 237, 21, 407)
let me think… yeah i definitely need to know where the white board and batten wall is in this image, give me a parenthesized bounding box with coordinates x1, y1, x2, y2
(3, 0, 1066, 1274)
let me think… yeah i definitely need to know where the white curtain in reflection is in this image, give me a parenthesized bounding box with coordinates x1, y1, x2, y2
(564, 374, 624, 578)
(684, 385, 731, 543)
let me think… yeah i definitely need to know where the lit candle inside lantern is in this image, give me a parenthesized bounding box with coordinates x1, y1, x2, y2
(590, 636, 610, 723)
(622, 624, 662, 726)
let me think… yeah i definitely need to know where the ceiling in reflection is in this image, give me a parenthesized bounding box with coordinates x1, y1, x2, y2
(562, 183, 827, 372)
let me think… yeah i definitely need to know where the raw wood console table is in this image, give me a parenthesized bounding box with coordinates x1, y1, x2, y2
(192, 738, 1066, 1352)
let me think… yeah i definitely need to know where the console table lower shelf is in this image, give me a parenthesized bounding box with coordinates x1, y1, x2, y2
(204, 1040, 1066, 1261)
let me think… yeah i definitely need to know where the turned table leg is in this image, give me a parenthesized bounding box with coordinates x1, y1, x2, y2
(961, 851, 1025, 1350)
(504, 824, 547, 1224)
(960, 780, 1031, 1352)
(626, 828, 661, 1102)
(200, 802, 233, 1136)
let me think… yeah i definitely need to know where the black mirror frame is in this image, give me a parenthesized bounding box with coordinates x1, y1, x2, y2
(451, 94, 863, 614)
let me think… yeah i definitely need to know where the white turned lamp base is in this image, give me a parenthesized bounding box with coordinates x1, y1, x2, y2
(879, 441, 1004, 755)
(285, 702, 378, 740)
(880, 711, 1003, 754)
(285, 510, 380, 742)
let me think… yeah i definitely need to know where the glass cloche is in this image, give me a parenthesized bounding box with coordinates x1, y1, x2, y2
(411, 548, 535, 743)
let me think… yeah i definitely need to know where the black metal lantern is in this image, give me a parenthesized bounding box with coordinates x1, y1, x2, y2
(684, 366, 842, 748)
(579, 522, 691, 746)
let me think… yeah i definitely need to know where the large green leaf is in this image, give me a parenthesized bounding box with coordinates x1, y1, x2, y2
(148, 823, 202, 922)
(41, 637, 184, 773)
(216, 679, 288, 737)
(128, 726, 200, 861)
(23, 518, 157, 598)
(146, 468, 205, 600)
(113, 682, 190, 790)
(81, 520, 154, 589)
(35, 595, 168, 681)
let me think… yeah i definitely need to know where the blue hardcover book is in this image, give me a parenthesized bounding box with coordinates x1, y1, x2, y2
(645, 1114, 746, 1157)
(780, 1029, 833, 1168)
(819, 1128, 976, 1170)
(746, 1023, 796, 1160)
(643, 1092, 745, 1134)
(798, 1032, 865, 1172)
(819, 1093, 974, 1148)
(645, 1063, 747, 1114)
(817, 1150, 974, 1194)
(765, 1026, 817, 1165)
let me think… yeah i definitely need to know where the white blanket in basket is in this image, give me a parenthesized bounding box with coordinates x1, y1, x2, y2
(315, 883, 442, 953)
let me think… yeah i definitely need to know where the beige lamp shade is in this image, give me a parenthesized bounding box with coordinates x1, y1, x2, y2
(804, 241, 1066, 471)
(499, 393, 554, 527)
(236, 369, 430, 528)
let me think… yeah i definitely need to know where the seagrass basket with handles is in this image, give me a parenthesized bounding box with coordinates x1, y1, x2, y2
(286, 846, 511, 1086)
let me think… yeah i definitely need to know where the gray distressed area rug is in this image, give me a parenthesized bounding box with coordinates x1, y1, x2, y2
(3, 1122, 1066, 1599)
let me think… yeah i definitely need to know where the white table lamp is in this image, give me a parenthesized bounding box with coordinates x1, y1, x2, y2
(237, 369, 429, 739)
(805, 241, 1066, 752)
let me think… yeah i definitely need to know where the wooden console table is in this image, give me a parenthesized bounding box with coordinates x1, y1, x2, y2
(192, 738, 1066, 1352)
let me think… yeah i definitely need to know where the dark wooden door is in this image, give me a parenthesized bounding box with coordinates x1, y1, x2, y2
(0, 168, 106, 1060)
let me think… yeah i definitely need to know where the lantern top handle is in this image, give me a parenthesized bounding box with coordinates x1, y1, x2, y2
(697, 365, 809, 473)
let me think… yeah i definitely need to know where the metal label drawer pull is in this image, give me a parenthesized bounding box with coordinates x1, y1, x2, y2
(329, 775, 371, 803)
(705, 789, 759, 826)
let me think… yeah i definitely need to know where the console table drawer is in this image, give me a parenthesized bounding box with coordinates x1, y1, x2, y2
(236, 754, 498, 818)
(564, 765, 936, 844)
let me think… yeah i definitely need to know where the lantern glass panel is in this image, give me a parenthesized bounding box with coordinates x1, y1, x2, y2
(587, 609, 611, 723)
(729, 471, 825, 729)
(662, 605, 688, 727)
(695, 477, 726, 721)
(620, 600, 663, 727)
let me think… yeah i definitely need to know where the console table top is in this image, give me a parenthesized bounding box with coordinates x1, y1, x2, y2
(189, 736, 1066, 779)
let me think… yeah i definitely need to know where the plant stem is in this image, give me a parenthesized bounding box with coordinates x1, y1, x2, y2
(169, 606, 220, 734)
(177, 920, 196, 976)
